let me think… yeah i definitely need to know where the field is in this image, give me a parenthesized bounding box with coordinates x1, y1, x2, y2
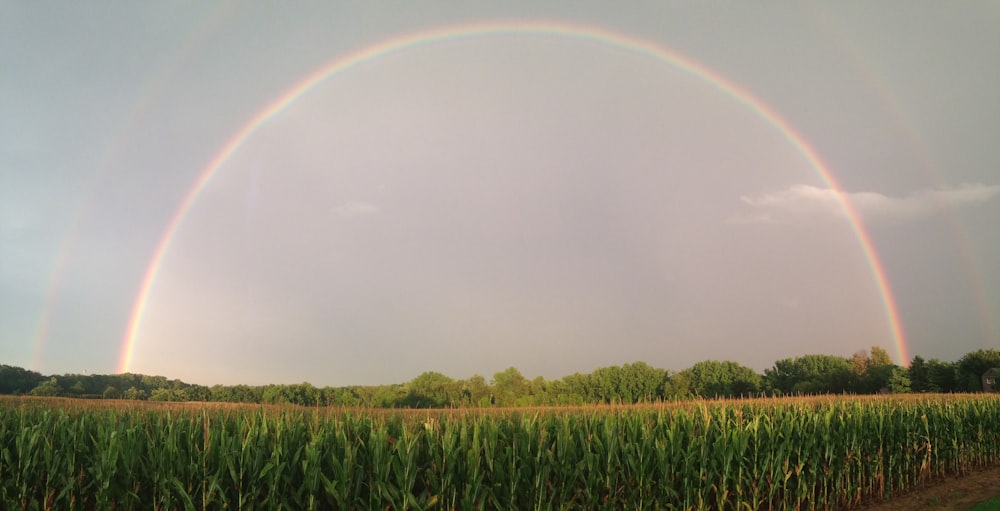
(2, 394, 1000, 510)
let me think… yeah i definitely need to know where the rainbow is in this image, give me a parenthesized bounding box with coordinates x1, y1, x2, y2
(117, 20, 909, 373)
(809, 4, 998, 344)
(27, 2, 242, 373)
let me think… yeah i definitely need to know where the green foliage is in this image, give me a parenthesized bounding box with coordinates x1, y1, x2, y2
(847, 346, 901, 393)
(4, 394, 1000, 509)
(491, 367, 529, 406)
(403, 371, 455, 408)
(4, 347, 998, 409)
(561, 362, 668, 404)
(764, 354, 852, 395)
(124, 387, 146, 400)
(663, 370, 694, 399)
(909, 356, 959, 393)
(957, 349, 1000, 391)
(0, 364, 45, 394)
(29, 377, 61, 396)
(970, 495, 1000, 511)
(668, 360, 761, 398)
(888, 366, 911, 394)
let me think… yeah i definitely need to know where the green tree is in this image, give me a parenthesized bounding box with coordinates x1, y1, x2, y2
(869, 346, 893, 366)
(68, 380, 86, 396)
(141, 375, 168, 390)
(323, 386, 359, 407)
(124, 387, 147, 400)
(371, 385, 407, 408)
(557, 373, 591, 405)
(492, 367, 528, 406)
(908, 356, 931, 392)
(662, 371, 694, 400)
(847, 346, 898, 393)
(458, 375, 491, 407)
(957, 349, 1000, 391)
(764, 355, 852, 395)
(210, 385, 234, 402)
(404, 372, 455, 408)
(909, 358, 957, 393)
(620, 362, 667, 403)
(525, 376, 553, 405)
(0, 365, 45, 394)
(672, 360, 761, 398)
(150, 388, 184, 401)
(590, 366, 624, 403)
(186, 385, 211, 402)
(888, 367, 911, 394)
(30, 377, 62, 397)
(848, 350, 869, 377)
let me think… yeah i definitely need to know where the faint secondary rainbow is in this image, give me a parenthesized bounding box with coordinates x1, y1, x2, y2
(809, 3, 998, 346)
(118, 20, 909, 373)
(27, 1, 240, 373)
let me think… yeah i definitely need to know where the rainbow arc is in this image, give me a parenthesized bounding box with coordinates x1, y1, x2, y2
(118, 21, 908, 373)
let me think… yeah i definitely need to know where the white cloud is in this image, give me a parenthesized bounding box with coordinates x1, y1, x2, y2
(725, 212, 778, 225)
(731, 183, 1000, 224)
(335, 201, 380, 218)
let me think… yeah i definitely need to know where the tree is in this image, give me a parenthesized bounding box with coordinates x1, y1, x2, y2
(764, 355, 851, 395)
(909, 358, 957, 393)
(957, 349, 1000, 391)
(492, 367, 528, 406)
(662, 370, 694, 400)
(888, 367, 911, 394)
(290, 383, 320, 406)
(849, 350, 869, 377)
(186, 385, 211, 402)
(672, 360, 761, 398)
(927, 359, 958, 392)
(620, 362, 668, 403)
(909, 356, 931, 392)
(869, 346, 893, 366)
(103, 386, 118, 399)
(559, 373, 592, 405)
(124, 387, 147, 400)
(210, 385, 234, 402)
(404, 372, 455, 408)
(30, 377, 61, 397)
(370, 385, 406, 408)
(590, 366, 624, 403)
(69, 380, 86, 396)
(261, 385, 296, 405)
(0, 365, 45, 394)
(150, 388, 183, 401)
(323, 386, 360, 407)
(141, 375, 169, 390)
(845, 346, 897, 393)
(458, 375, 491, 407)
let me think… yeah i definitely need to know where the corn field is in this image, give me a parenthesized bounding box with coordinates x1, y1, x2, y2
(2, 395, 1000, 510)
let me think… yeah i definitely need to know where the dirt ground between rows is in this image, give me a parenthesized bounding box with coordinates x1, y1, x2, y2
(858, 465, 1000, 511)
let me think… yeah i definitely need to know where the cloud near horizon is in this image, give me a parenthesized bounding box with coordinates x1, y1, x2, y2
(335, 201, 380, 218)
(731, 184, 1000, 224)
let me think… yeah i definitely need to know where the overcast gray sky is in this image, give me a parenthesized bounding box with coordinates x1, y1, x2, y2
(2, 2, 998, 386)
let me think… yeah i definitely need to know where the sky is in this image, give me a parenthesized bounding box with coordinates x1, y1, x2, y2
(2, 2, 998, 387)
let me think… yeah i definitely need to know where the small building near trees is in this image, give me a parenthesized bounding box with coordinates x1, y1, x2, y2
(982, 368, 1000, 392)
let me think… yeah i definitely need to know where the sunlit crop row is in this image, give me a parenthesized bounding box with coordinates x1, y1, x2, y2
(2, 394, 999, 510)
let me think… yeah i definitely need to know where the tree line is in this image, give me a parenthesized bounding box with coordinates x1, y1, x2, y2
(2, 347, 999, 408)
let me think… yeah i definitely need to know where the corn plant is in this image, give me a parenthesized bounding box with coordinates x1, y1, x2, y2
(2, 394, 1000, 510)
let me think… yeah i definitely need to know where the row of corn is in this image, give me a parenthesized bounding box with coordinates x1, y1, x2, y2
(2, 395, 1000, 510)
